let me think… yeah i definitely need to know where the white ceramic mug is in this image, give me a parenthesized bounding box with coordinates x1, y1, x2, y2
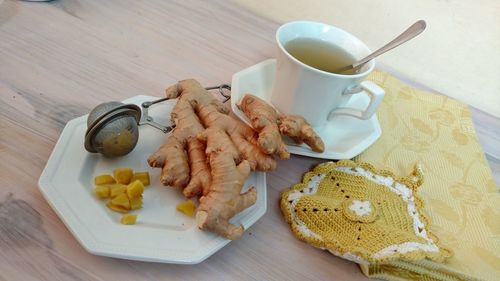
(271, 21, 385, 128)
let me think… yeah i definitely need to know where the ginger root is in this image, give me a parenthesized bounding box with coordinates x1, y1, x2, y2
(196, 128, 256, 240)
(238, 94, 325, 153)
(279, 115, 325, 153)
(148, 80, 276, 199)
(237, 94, 290, 159)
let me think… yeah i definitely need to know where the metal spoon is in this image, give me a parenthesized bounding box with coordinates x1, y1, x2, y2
(334, 20, 427, 74)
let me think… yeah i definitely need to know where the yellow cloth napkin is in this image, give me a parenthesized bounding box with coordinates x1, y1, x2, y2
(353, 71, 500, 281)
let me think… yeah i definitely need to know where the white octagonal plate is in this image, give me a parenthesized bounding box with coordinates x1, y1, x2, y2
(38, 95, 267, 264)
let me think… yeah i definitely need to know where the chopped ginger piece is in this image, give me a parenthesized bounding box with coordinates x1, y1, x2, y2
(120, 214, 137, 225)
(106, 202, 129, 213)
(95, 169, 149, 218)
(127, 180, 144, 199)
(110, 184, 127, 198)
(94, 174, 116, 185)
(131, 172, 150, 186)
(113, 168, 134, 184)
(111, 193, 130, 210)
(94, 185, 111, 199)
(130, 197, 143, 210)
(176, 199, 196, 217)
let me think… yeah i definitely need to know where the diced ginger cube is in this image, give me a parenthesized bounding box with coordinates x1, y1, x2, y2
(94, 174, 115, 185)
(120, 214, 137, 225)
(94, 185, 110, 199)
(111, 193, 130, 210)
(130, 197, 143, 210)
(113, 168, 134, 184)
(110, 184, 127, 198)
(127, 180, 144, 199)
(131, 172, 150, 186)
(106, 202, 129, 213)
(176, 199, 196, 217)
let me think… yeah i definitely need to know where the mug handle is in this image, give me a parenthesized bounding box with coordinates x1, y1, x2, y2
(328, 81, 385, 120)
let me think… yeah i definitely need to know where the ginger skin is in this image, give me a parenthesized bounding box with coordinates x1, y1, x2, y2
(237, 94, 290, 159)
(238, 94, 325, 153)
(148, 80, 276, 199)
(279, 115, 325, 153)
(196, 128, 256, 240)
(147, 96, 209, 197)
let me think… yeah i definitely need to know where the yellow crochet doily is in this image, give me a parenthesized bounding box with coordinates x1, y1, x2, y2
(280, 160, 452, 265)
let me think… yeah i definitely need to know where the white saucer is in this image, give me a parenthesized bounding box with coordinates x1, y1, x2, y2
(231, 59, 382, 160)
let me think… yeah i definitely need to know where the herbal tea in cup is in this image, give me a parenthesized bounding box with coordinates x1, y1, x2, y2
(284, 38, 358, 75)
(271, 21, 385, 128)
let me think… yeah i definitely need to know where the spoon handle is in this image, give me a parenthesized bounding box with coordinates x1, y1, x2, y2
(352, 20, 427, 69)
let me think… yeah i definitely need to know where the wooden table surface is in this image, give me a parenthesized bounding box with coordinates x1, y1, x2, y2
(0, 1, 498, 280)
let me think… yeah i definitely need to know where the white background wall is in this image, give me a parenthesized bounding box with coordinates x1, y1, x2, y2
(235, 0, 500, 117)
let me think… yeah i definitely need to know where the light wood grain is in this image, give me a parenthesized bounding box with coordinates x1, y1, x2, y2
(0, 0, 498, 280)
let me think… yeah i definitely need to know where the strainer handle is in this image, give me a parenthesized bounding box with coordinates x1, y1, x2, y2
(139, 84, 231, 133)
